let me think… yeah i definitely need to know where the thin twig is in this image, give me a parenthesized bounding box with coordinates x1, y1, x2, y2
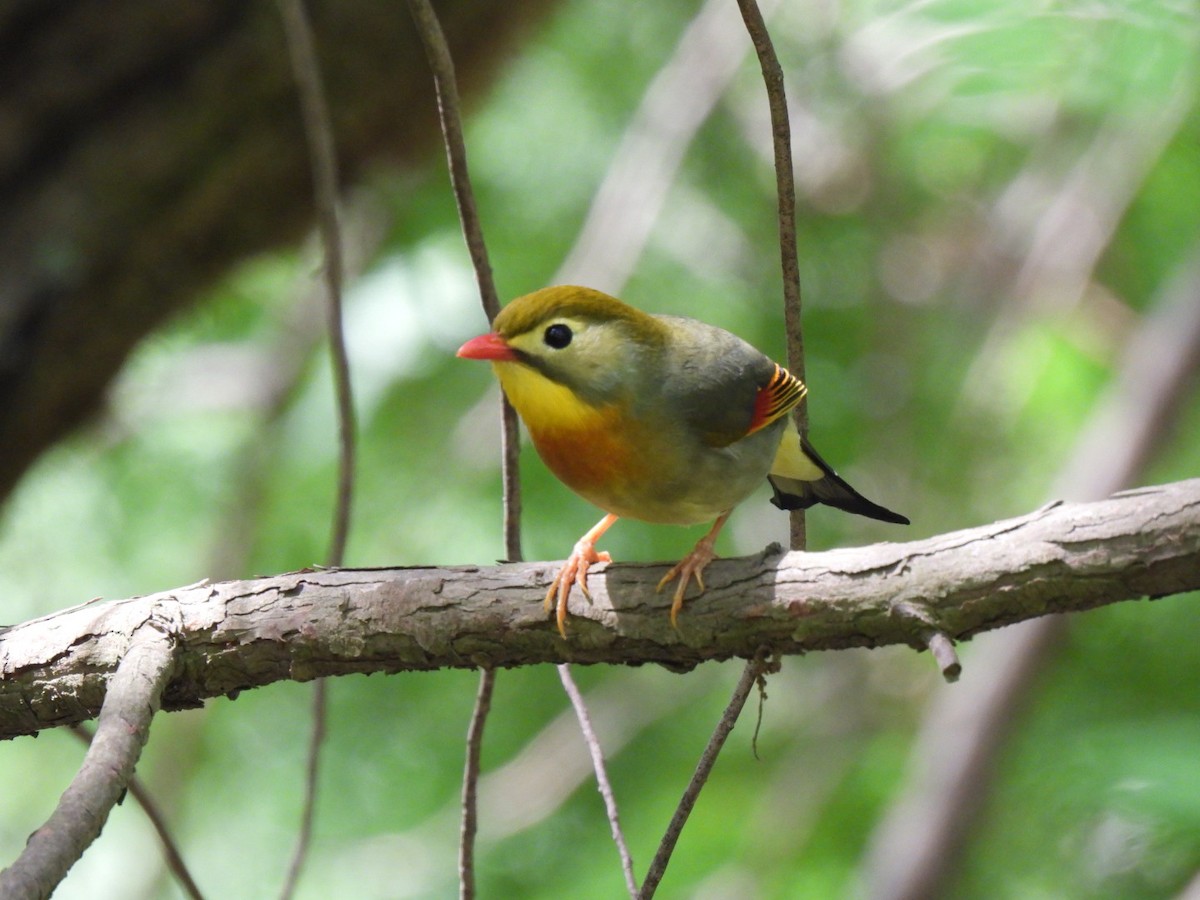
(403, 0, 520, 564)
(640, 9, 810, 891)
(67, 725, 205, 900)
(277, 0, 356, 567)
(404, 3, 519, 896)
(207, 200, 387, 582)
(925, 633, 962, 683)
(638, 654, 769, 899)
(405, 0, 498, 317)
(279, 678, 327, 900)
(275, 1, 356, 896)
(472, 668, 718, 838)
(459, 669, 496, 900)
(558, 665, 640, 898)
(638, 12, 807, 888)
(500, 400, 523, 563)
(736, 0, 806, 551)
(734, 0, 803, 376)
(891, 601, 962, 683)
(548, 9, 761, 889)
(751, 663, 771, 760)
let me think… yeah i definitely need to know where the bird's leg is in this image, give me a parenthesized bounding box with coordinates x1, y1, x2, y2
(546, 512, 618, 637)
(657, 510, 732, 627)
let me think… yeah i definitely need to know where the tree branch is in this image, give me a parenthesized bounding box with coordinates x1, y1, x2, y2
(275, 2, 356, 894)
(735, 0, 806, 553)
(0, 620, 177, 898)
(2, 479, 1198, 740)
(403, 4, 516, 896)
(557, 664, 639, 897)
(67, 724, 206, 900)
(639, 652, 767, 898)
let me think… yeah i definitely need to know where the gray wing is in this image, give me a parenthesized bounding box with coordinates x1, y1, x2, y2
(652, 315, 777, 447)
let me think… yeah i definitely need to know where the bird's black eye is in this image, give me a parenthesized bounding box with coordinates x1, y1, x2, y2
(543, 323, 573, 349)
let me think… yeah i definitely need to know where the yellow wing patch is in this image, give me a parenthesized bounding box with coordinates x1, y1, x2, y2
(770, 420, 824, 482)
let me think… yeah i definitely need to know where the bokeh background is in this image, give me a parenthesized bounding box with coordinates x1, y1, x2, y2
(2, 0, 1199, 897)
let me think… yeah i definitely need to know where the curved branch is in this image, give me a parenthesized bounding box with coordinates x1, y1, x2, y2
(2, 479, 1198, 741)
(67, 725, 206, 900)
(0, 621, 177, 899)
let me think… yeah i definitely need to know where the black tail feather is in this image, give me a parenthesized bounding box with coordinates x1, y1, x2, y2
(768, 436, 909, 525)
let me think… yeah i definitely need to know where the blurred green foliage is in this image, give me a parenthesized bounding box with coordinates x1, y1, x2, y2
(2, 0, 1198, 897)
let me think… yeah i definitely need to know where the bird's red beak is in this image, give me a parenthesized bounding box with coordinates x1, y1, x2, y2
(457, 332, 518, 361)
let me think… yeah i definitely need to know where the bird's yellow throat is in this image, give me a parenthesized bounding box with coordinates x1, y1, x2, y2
(491, 359, 643, 499)
(491, 360, 606, 434)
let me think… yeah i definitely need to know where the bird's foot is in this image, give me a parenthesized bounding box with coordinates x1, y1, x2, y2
(545, 539, 612, 637)
(657, 541, 718, 628)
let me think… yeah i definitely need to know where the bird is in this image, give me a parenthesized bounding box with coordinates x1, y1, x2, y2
(457, 285, 908, 635)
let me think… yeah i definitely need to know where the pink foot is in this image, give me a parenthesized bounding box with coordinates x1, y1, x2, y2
(544, 513, 618, 636)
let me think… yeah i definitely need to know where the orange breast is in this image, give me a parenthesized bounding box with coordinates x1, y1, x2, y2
(528, 410, 649, 501)
(491, 359, 657, 514)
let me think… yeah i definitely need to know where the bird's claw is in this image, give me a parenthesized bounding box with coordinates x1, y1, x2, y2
(657, 543, 718, 628)
(545, 540, 612, 637)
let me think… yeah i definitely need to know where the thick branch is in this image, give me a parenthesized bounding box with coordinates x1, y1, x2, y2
(2, 479, 1198, 740)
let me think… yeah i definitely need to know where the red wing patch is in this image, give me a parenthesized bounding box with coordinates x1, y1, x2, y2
(747, 363, 807, 435)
